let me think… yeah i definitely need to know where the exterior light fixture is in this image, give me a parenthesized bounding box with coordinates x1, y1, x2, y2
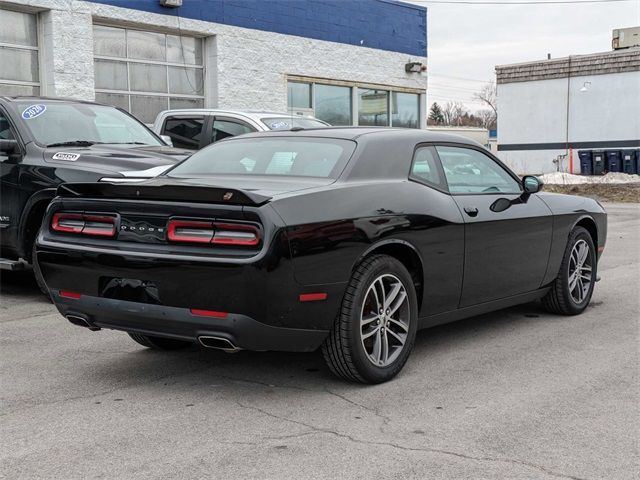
(580, 81, 591, 92)
(405, 62, 426, 73)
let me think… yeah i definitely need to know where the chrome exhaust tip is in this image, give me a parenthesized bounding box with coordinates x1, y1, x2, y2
(66, 315, 100, 331)
(198, 335, 240, 353)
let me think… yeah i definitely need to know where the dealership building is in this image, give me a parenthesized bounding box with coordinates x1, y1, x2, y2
(0, 0, 428, 126)
(496, 42, 640, 174)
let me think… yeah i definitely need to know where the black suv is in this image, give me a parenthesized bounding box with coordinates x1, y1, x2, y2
(0, 97, 190, 289)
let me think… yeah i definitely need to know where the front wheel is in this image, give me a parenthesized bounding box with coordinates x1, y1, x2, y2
(322, 254, 418, 383)
(128, 333, 193, 350)
(543, 226, 597, 315)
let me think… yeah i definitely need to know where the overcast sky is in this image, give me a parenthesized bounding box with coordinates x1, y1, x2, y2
(406, 0, 640, 112)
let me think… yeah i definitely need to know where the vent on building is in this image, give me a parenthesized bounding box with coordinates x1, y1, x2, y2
(612, 26, 640, 50)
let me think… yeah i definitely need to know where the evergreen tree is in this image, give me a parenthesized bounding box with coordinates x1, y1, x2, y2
(428, 102, 445, 125)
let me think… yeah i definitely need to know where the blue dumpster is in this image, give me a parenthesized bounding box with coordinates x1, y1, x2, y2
(592, 150, 605, 175)
(578, 150, 593, 175)
(605, 150, 622, 172)
(621, 150, 637, 175)
(636, 149, 640, 175)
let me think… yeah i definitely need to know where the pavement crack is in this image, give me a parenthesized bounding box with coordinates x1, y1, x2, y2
(235, 401, 588, 480)
(324, 388, 392, 427)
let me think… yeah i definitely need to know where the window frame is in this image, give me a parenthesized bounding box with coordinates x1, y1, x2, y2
(433, 143, 523, 196)
(93, 24, 205, 122)
(0, 8, 40, 96)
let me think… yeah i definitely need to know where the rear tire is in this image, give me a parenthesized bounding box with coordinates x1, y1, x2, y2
(322, 254, 418, 383)
(128, 333, 192, 350)
(542, 226, 596, 315)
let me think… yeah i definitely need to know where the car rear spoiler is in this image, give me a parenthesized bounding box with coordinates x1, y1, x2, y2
(56, 180, 272, 206)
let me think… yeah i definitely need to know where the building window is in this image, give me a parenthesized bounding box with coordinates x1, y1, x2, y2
(358, 89, 389, 126)
(287, 82, 312, 110)
(287, 80, 421, 128)
(315, 84, 352, 126)
(93, 25, 205, 124)
(392, 92, 420, 128)
(0, 9, 39, 96)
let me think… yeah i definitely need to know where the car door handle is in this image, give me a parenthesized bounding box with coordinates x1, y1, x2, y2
(464, 206, 479, 217)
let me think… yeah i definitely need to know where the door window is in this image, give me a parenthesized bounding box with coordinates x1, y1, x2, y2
(436, 146, 520, 194)
(161, 116, 204, 149)
(411, 146, 445, 189)
(211, 118, 254, 143)
(0, 112, 15, 140)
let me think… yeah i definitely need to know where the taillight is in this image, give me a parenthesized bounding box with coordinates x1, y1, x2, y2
(51, 212, 116, 237)
(167, 220, 214, 243)
(212, 222, 260, 246)
(167, 219, 260, 246)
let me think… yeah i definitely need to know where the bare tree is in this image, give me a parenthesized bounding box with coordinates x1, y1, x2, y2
(474, 81, 497, 117)
(475, 109, 497, 130)
(441, 101, 467, 126)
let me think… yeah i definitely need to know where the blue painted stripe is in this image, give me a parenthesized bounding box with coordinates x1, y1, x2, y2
(85, 0, 427, 56)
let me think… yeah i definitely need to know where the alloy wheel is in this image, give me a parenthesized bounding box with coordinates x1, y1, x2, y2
(360, 274, 410, 367)
(568, 239, 592, 304)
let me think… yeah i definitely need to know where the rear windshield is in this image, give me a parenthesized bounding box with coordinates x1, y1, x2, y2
(168, 137, 355, 179)
(261, 117, 329, 130)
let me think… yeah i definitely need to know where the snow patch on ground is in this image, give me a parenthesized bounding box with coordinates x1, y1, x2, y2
(538, 172, 640, 185)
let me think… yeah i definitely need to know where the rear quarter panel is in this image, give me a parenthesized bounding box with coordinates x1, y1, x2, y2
(271, 180, 466, 316)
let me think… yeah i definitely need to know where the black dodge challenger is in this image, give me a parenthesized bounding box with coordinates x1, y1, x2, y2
(36, 128, 607, 383)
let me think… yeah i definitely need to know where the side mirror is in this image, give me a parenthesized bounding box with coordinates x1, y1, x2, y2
(522, 175, 543, 194)
(160, 135, 173, 147)
(0, 139, 19, 155)
(491, 176, 544, 213)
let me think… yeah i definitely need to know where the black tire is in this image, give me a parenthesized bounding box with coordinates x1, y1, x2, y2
(128, 333, 193, 350)
(542, 226, 597, 315)
(322, 254, 418, 383)
(32, 241, 51, 300)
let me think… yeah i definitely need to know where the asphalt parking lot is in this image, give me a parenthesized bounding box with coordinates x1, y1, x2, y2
(1, 203, 638, 480)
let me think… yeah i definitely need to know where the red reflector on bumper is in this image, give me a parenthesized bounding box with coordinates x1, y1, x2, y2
(59, 290, 81, 299)
(299, 293, 328, 302)
(190, 309, 228, 318)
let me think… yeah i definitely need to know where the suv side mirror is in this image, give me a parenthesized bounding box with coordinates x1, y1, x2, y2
(0, 139, 18, 155)
(522, 175, 543, 194)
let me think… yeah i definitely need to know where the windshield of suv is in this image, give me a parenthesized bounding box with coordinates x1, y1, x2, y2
(16, 102, 163, 147)
(261, 117, 329, 130)
(168, 137, 355, 179)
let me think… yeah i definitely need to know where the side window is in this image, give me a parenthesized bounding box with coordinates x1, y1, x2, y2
(436, 146, 521, 194)
(211, 118, 254, 143)
(411, 146, 445, 188)
(0, 112, 15, 140)
(162, 116, 204, 150)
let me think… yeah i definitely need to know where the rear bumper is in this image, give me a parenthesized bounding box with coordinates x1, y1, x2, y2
(53, 291, 328, 352)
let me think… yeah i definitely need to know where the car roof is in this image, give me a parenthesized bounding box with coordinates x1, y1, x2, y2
(231, 126, 482, 146)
